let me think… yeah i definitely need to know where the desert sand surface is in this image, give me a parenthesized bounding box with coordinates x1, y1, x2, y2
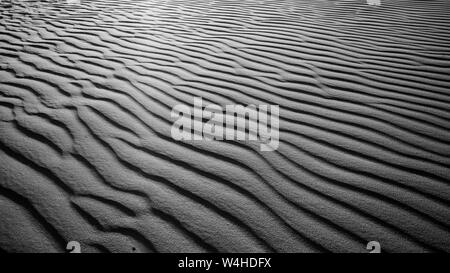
(1, 0, 450, 253)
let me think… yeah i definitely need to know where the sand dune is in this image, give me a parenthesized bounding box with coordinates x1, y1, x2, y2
(1, 0, 450, 253)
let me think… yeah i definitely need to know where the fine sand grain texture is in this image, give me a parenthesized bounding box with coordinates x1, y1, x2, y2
(1, 0, 450, 253)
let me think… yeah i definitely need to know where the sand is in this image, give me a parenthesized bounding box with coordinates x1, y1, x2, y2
(0, 0, 450, 253)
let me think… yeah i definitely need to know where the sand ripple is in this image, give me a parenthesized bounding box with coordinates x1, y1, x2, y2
(1, 0, 450, 252)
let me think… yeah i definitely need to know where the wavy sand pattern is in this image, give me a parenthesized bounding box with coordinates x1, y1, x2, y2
(1, 0, 450, 253)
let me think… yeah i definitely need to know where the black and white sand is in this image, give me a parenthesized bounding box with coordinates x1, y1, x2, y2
(0, 0, 450, 253)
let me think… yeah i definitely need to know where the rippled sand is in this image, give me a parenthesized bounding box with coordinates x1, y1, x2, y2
(1, 0, 450, 253)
